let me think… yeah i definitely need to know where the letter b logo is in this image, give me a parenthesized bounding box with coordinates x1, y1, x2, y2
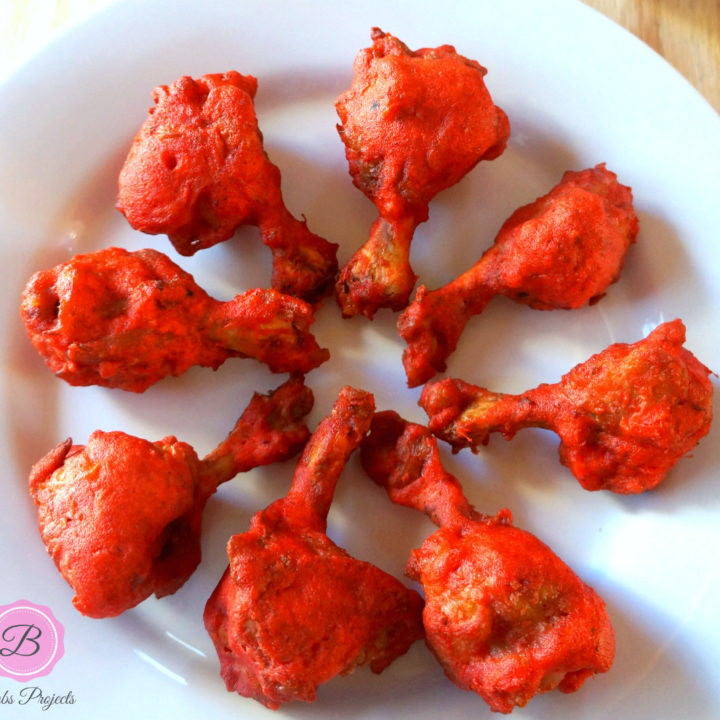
(0, 624, 42, 657)
(0, 601, 64, 681)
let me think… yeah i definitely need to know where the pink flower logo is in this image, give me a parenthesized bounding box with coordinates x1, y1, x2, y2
(0, 601, 65, 682)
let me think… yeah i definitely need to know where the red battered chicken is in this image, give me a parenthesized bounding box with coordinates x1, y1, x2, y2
(400, 164, 639, 386)
(335, 28, 509, 318)
(362, 411, 615, 714)
(28, 378, 313, 618)
(20, 247, 328, 392)
(204, 387, 424, 708)
(421, 320, 713, 494)
(117, 71, 338, 304)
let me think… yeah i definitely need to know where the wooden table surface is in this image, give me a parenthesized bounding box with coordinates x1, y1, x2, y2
(2, 0, 719, 113)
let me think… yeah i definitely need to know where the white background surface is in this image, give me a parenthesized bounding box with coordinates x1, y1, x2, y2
(0, 1, 719, 717)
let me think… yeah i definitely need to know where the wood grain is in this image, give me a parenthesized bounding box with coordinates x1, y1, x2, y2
(2, 0, 719, 112)
(581, 0, 720, 111)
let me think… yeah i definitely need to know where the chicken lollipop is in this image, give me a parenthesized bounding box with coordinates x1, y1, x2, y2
(117, 71, 338, 304)
(28, 377, 313, 618)
(204, 386, 424, 708)
(421, 320, 713, 494)
(335, 28, 509, 318)
(20, 247, 329, 392)
(400, 164, 639, 386)
(362, 411, 615, 714)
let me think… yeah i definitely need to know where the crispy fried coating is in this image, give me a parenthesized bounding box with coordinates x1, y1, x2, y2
(335, 28, 509, 318)
(28, 378, 313, 618)
(421, 320, 713, 493)
(117, 72, 338, 304)
(362, 411, 614, 714)
(400, 164, 640, 386)
(204, 387, 424, 709)
(20, 247, 329, 392)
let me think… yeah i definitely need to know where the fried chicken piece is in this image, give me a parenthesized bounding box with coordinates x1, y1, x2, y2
(28, 378, 313, 619)
(421, 320, 713, 494)
(400, 164, 639, 386)
(20, 247, 329, 392)
(362, 411, 615, 714)
(117, 71, 338, 304)
(335, 28, 509, 318)
(204, 386, 424, 709)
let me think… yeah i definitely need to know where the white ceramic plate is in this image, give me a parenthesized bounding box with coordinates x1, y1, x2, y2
(1, 1, 718, 717)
